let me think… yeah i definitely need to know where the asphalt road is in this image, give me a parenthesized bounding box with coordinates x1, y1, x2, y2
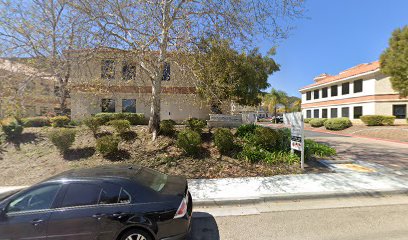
(189, 196, 408, 240)
(304, 129, 349, 138)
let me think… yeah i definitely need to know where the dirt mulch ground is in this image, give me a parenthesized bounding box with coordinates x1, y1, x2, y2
(0, 126, 325, 186)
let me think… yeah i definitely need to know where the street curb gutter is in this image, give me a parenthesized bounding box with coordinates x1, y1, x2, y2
(193, 189, 408, 207)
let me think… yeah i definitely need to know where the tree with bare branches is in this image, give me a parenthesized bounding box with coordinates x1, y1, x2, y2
(71, 0, 304, 140)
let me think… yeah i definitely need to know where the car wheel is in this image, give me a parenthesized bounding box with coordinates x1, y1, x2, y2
(120, 229, 152, 240)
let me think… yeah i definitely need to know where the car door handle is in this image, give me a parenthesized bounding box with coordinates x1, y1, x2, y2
(111, 212, 127, 218)
(92, 213, 106, 220)
(31, 219, 44, 226)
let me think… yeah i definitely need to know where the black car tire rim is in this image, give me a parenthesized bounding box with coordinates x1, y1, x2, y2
(126, 234, 146, 240)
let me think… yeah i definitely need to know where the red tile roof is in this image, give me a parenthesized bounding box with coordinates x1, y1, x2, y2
(300, 61, 380, 91)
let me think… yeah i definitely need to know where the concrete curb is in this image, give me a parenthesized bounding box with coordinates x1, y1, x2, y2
(193, 188, 408, 207)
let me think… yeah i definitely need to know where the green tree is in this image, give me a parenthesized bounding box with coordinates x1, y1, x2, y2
(380, 25, 408, 97)
(263, 88, 288, 123)
(193, 39, 279, 113)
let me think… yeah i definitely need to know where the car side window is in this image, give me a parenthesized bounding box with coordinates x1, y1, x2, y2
(7, 184, 61, 213)
(119, 188, 131, 204)
(99, 183, 121, 204)
(61, 183, 101, 208)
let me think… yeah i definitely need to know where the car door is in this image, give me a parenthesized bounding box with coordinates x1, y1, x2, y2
(46, 182, 102, 240)
(0, 184, 61, 240)
(96, 182, 132, 240)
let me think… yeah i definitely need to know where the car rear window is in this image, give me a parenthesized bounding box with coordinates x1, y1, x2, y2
(132, 168, 168, 192)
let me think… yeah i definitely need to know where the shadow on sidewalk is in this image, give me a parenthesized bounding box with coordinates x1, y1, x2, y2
(188, 212, 220, 240)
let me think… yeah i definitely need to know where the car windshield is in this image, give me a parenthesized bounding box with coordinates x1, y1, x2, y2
(133, 168, 168, 192)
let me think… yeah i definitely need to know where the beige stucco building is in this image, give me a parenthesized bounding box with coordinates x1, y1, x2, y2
(68, 49, 215, 121)
(299, 61, 408, 124)
(0, 58, 70, 118)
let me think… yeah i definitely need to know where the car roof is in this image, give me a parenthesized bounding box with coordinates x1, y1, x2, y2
(45, 165, 143, 182)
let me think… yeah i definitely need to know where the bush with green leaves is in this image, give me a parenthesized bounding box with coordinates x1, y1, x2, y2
(304, 139, 336, 160)
(238, 144, 269, 163)
(304, 118, 313, 123)
(160, 119, 177, 136)
(50, 116, 70, 127)
(360, 115, 396, 126)
(264, 151, 300, 165)
(324, 118, 352, 130)
(275, 128, 291, 151)
(21, 117, 51, 127)
(94, 113, 146, 125)
(214, 128, 234, 154)
(185, 118, 206, 133)
(96, 135, 120, 156)
(83, 117, 103, 136)
(108, 120, 131, 135)
(48, 128, 76, 153)
(176, 129, 202, 156)
(0, 118, 23, 140)
(236, 124, 258, 138)
(309, 118, 327, 128)
(250, 127, 279, 151)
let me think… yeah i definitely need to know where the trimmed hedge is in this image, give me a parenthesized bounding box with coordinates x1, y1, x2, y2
(324, 118, 352, 130)
(96, 135, 120, 156)
(94, 113, 146, 125)
(0, 118, 23, 140)
(309, 118, 327, 128)
(50, 116, 70, 127)
(214, 128, 234, 154)
(304, 118, 313, 123)
(176, 129, 202, 156)
(48, 128, 76, 153)
(108, 120, 131, 135)
(160, 119, 177, 136)
(21, 117, 51, 127)
(360, 115, 396, 126)
(83, 117, 103, 136)
(185, 118, 206, 133)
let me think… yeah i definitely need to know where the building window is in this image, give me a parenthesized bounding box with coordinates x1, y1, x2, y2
(162, 62, 170, 81)
(101, 60, 115, 80)
(354, 106, 363, 119)
(354, 79, 363, 93)
(306, 91, 312, 101)
(322, 109, 328, 118)
(331, 108, 338, 118)
(306, 110, 312, 118)
(331, 85, 338, 97)
(342, 82, 350, 95)
(314, 90, 319, 99)
(122, 99, 136, 113)
(393, 104, 407, 119)
(341, 107, 349, 118)
(101, 99, 115, 113)
(122, 61, 136, 81)
(313, 109, 319, 118)
(322, 87, 328, 98)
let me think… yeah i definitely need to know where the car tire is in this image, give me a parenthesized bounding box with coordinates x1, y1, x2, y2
(120, 229, 153, 240)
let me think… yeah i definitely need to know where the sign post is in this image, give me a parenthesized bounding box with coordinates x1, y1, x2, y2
(283, 112, 304, 170)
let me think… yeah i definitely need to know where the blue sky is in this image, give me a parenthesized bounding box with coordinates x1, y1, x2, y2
(260, 0, 408, 97)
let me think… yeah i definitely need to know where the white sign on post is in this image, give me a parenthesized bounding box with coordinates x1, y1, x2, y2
(283, 112, 305, 169)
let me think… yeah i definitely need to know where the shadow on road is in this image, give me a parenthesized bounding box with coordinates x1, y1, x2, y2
(188, 212, 220, 240)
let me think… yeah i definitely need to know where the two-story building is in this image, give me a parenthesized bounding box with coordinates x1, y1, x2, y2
(299, 61, 408, 124)
(68, 48, 217, 121)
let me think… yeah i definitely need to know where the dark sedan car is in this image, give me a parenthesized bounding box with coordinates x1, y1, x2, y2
(0, 165, 192, 240)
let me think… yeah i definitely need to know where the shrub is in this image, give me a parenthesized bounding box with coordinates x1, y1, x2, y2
(94, 113, 146, 125)
(238, 145, 268, 163)
(21, 117, 50, 127)
(176, 129, 202, 156)
(108, 120, 131, 135)
(160, 119, 176, 136)
(96, 135, 120, 156)
(304, 139, 336, 160)
(275, 128, 291, 152)
(48, 128, 76, 153)
(360, 115, 396, 126)
(250, 127, 279, 151)
(324, 118, 352, 130)
(68, 120, 81, 126)
(304, 118, 313, 123)
(83, 117, 103, 136)
(50, 116, 70, 127)
(0, 118, 23, 140)
(264, 151, 300, 165)
(185, 118, 206, 133)
(309, 118, 327, 128)
(214, 128, 234, 154)
(236, 124, 258, 138)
